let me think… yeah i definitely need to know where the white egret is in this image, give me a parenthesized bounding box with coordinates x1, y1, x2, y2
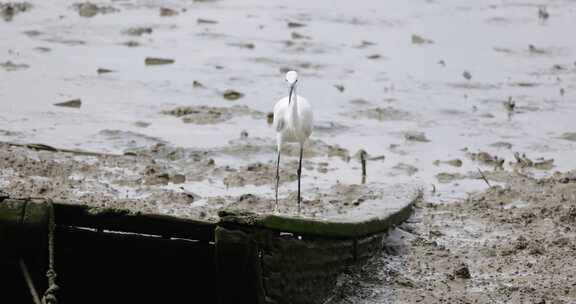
(273, 70, 313, 213)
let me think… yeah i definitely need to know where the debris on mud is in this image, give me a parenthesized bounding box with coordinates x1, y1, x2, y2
(350, 107, 413, 121)
(433, 158, 462, 167)
(197, 18, 218, 24)
(121, 40, 140, 47)
(266, 112, 274, 125)
(54, 99, 82, 109)
(452, 263, 471, 279)
(123, 27, 153, 36)
(411, 34, 433, 45)
(503, 96, 516, 112)
(466, 151, 504, 169)
(145, 57, 174, 65)
(0, 2, 31, 21)
(97, 68, 114, 74)
(538, 6, 549, 20)
(159, 7, 178, 17)
(222, 90, 244, 100)
(192, 80, 204, 88)
(560, 132, 576, 142)
(227, 42, 255, 49)
(404, 131, 429, 143)
(133, 121, 150, 128)
(334, 84, 345, 92)
(511, 152, 554, 170)
(348, 98, 371, 106)
(462, 70, 472, 81)
(0, 61, 29, 71)
(435, 172, 466, 183)
(73, 2, 118, 18)
(287, 21, 306, 28)
(291, 32, 311, 40)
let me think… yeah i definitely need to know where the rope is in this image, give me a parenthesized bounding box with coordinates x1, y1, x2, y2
(42, 200, 59, 304)
(19, 258, 42, 304)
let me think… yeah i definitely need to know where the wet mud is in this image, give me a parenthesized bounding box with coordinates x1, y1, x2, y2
(0, 138, 360, 221)
(332, 170, 576, 303)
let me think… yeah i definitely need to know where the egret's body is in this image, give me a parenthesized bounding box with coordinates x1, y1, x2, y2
(273, 71, 313, 213)
(273, 95, 313, 144)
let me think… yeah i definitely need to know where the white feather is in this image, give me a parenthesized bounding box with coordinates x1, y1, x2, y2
(273, 94, 313, 150)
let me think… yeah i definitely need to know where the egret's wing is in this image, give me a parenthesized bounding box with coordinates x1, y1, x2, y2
(299, 96, 314, 138)
(275, 117, 285, 132)
(273, 97, 289, 132)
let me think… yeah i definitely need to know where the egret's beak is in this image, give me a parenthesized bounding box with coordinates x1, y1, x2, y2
(288, 82, 296, 105)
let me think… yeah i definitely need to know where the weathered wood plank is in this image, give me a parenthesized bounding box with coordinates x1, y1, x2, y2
(219, 184, 421, 238)
(54, 203, 216, 241)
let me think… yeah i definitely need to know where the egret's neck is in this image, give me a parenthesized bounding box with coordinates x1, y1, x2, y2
(289, 84, 298, 115)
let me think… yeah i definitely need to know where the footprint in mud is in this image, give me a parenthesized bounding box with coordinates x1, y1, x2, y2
(95, 129, 168, 152)
(348, 106, 414, 122)
(391, 163, 419, 176)
(313, 121, 349, 136)
(222, 161, 298, 188)
(162, 105, 264, 124)
(224, 182, 390, 218)
(215, 137, 350, 160)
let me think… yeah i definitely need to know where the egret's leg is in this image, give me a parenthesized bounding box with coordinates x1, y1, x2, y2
(297, 145, 303, 214)
(275, 150, 281, 212)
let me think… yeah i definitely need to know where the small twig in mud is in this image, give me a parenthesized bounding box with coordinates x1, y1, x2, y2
(538, 6, 549, 20)
(359, 149, 367, 177)
(462, 70, 472, 81)
(477, 168, 491, 187)
(503, 96, 515, 112)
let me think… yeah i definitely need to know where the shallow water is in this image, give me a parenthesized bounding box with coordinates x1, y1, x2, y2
(0, 0, 575, 204)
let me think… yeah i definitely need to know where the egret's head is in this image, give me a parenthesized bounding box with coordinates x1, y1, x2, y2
(285, 71, 298, 104)
(285, 70, 298, 85)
